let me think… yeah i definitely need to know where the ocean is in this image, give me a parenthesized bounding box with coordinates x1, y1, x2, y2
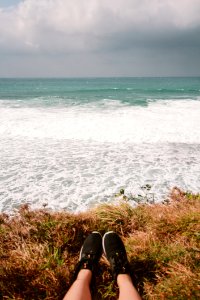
(0, 77, 200, 213)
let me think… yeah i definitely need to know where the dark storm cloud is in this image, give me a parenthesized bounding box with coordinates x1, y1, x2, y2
(0, 0, 200, 76)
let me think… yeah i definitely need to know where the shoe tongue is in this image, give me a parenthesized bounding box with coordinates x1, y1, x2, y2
(79, 256, 93, 270)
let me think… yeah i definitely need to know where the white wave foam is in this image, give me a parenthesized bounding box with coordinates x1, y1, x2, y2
(0, 99, 200, 143)
(1, 98, 200, 213)
(0, 140, 200, 213)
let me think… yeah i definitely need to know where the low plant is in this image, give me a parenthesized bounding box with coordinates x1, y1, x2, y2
(0, 188, 199, 299)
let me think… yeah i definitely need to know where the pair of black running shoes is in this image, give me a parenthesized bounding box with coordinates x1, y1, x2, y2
(74, 231, 130, 281)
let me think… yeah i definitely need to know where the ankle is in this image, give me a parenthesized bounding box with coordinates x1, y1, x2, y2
(77, 269, 92, 284)
(117, 273, 132, 286)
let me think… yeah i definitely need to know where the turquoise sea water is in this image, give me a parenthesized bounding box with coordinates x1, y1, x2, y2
(0, 77, 200, 212)
(0, 77, 200, 104)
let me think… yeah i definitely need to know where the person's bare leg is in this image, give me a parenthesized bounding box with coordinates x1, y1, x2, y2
(63, 269, 92, 300)
(103, 232, 142, 300)
(63, 231, 102, 300)
(117, 274, 142, 300)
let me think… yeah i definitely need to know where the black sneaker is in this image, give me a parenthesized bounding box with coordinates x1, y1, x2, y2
(103, 231, 130, 280)
(74, 231, 102, 278)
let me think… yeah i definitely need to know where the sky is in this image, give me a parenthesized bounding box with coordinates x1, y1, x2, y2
(0, 0, 200, 77)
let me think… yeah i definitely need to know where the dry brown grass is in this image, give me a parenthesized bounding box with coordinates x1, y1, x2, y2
(0, 188, 200, 299)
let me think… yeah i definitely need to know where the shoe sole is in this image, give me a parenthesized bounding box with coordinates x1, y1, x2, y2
(79, 231, 102, 261)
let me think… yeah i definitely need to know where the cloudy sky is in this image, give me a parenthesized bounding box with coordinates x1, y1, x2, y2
(0, 0, 200, 77)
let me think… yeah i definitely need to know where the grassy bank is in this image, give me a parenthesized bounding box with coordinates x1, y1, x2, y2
(0, 188, 200, 299)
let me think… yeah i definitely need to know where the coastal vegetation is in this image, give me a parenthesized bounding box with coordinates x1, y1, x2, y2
(0, 188, 200, 299)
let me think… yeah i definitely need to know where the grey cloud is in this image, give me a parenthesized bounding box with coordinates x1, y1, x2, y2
(0, 0, 200, 76)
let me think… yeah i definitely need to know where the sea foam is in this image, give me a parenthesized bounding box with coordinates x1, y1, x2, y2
(0, 98, 200, 213)
(0, 99, 200, 143)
